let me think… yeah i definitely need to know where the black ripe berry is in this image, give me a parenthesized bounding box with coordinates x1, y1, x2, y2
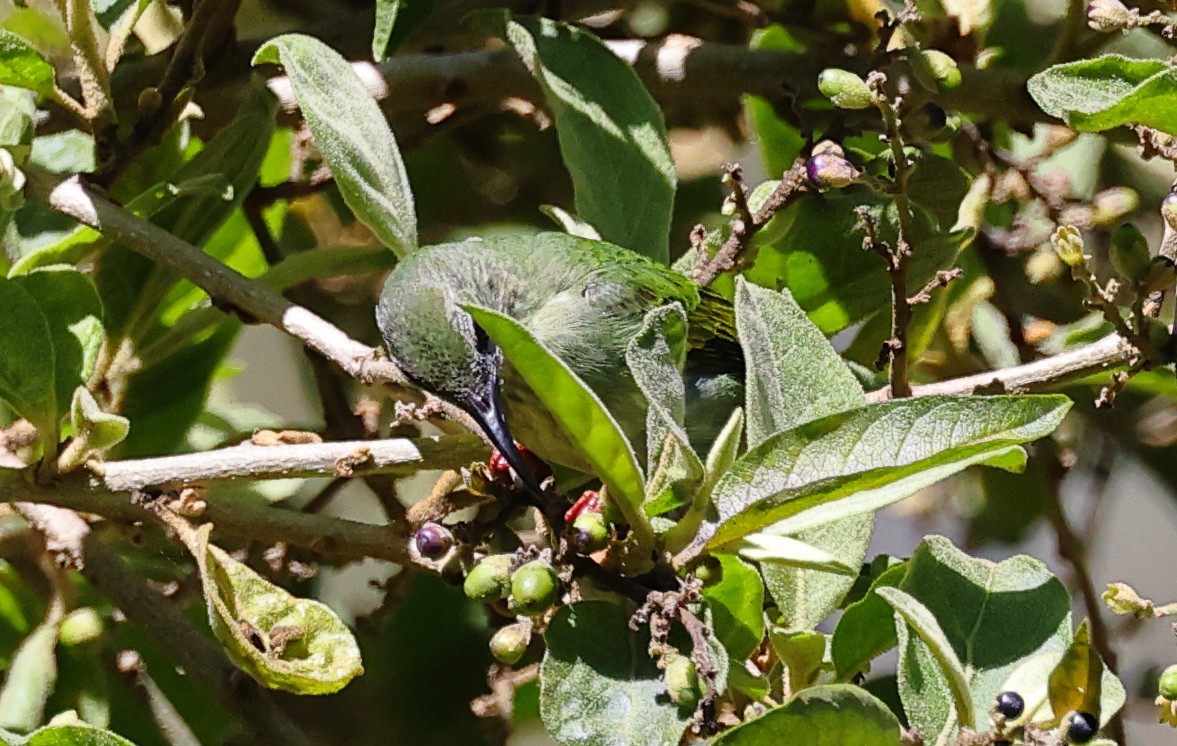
(413, 523, 452, 559)
(994, 691, 1025, 719)
(1067, 711, 1098, 743)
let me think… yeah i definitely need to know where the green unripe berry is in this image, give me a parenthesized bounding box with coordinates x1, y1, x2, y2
(571, 511, 608, 554)
(510, 561, 559, 616)
(1092, 187, 1138, 226)
(489, 622, 532, 665)
(817, 69, 874, 110)
(664, 654, 700, 709)
(463, 554, 513, 602)
(1111, 223, 1151, 283)
(59, 608, 104, 647)
(922, 50, 962, 89)
(1159, 665, 1177, 700)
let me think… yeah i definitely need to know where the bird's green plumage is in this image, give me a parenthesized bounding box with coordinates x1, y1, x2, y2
(376, 232, 729, 475)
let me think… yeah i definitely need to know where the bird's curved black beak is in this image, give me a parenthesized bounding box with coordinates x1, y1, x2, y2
(464, 377, 546, 500)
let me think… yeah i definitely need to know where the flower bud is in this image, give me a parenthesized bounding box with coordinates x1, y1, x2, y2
(413, 522, 453, 560)
(489, 622, 532, 665)
(817, 69, 874, 110)
(922, 50, 962, 89)
(509, 560, 559, 616)
(1086, 0, 1131, 32)
(806, 153, 861, 190)
(664, 654, 700, 709)
(1159, 664, 1177, 700)
(1091, 186, 1138, 226)
(1111, 223, 1151, 282)
(570, 511, 608, 554)
(1051, 225, 1088, 269)
(463, 554, 513, 602)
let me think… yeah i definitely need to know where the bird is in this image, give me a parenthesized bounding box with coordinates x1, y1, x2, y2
(375, 232, 739, 494)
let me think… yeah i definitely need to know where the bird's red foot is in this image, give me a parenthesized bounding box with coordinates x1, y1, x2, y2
(564, 489, 601, 523)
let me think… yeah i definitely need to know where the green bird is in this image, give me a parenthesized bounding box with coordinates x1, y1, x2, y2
(375, 232, 737, 493)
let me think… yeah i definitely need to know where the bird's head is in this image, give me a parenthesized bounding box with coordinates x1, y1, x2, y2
(376, 279, 544, 496)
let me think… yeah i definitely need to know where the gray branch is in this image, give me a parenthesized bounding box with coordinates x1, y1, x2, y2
(865, 332, 1137, 402)
(92, 434, 487, 490)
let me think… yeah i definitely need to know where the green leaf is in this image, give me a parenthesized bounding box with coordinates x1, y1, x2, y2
(745, 198, 969, 335)
(768, 629, 827, 695)
(712, 684, 902, 746)
(493, 14, 675, 262)
(0, 277, 56, 440)
(626, 305, 703, 515)
(0, 30, 55, 95)
(465, 304, 652, 548)
(831, 560, 909, 679)
(878, 586, 976, 731)
(186, 525, 363, 694)
(688, 395, 1071, 554)
(736, 532, 858, 575)
(999, 649, 1124, 729)
(0, 622, 58, 731)
(735, 278, 864, 447)
(14, 267, 103, 420)
(758, 516, 873, 631)
(541, 602, 689, 746)
(69, 387, 129, 453)
(733, 278, 869, 630)
(253, 34, 417, 255)
(700, 555, 764, 665)
(878, 536, 1077, 739)
(371, 0, 400, 61)
(0, 87, 34, 151)
(1028, 55, 1177, 135)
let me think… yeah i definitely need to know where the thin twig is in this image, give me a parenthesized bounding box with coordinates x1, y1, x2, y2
(87, 434, 485, 490)
(864, 332, 1139, 401)
(7, 476, 410, 565)
(691, 158, 808, 287)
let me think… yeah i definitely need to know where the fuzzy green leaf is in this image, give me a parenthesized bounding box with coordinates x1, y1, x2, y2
(831, 560, 909, 679)
(687, 395, 1070, 554)
(1028, 55, 1177, 135)
(253, 34, 417, 255)
(69, 388, 129, 453)
(0, 623, 58, 731)
(3, 723, 140, 745)
(878, 586, 976, 730)
(371, 0, 401, 61)
(713, 684, 902, 745)
(464, 305, 651, 547)
(541, 602, 690, 746)
(188, 526, 363, 694)
(493, 14, 675, 262)
(627, 305, 703, 515)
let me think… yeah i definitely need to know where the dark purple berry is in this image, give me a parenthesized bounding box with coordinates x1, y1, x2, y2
(413, 523, 453, 559)
(1067, 711, 1098, 743)
(994, 691, 1024, 719)
(922, 102, 948, 130)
